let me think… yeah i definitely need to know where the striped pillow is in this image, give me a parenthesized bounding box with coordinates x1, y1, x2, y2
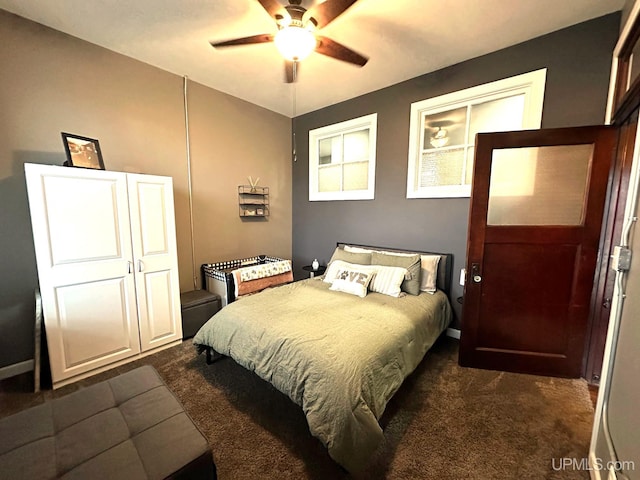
(369, 265, 407, 298)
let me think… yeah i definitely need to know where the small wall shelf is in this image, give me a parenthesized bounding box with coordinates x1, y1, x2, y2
(238, 185, 269, 217)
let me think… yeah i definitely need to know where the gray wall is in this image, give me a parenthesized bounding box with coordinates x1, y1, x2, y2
(0, 10, 291, 373)
(292, 13, 621, 328)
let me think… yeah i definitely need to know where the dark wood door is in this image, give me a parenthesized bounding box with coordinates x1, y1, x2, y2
(584, 112, 637, 384)
(459, 126, 616, 377)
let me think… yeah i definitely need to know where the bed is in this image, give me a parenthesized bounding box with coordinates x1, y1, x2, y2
(193, 243, 453, 472)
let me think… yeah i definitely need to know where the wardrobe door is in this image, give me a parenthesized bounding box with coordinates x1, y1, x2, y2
(127, 174, 182, 351)
(25, 164, 140, 387)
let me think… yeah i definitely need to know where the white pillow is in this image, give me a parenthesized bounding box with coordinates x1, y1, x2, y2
(369, 265, 407, 297)
(324, 260, 375, 284)
(420, 255, 441, 293)
(330, 268, 373, 298)
(344, 245, 416, 257)
(344, 245, 373, 254)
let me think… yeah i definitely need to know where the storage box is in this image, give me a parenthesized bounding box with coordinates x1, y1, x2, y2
(180, 290, 221, 339)
(202, 255, 288, 307)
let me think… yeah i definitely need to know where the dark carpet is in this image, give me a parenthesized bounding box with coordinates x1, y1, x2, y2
(0, 337, 594, 479)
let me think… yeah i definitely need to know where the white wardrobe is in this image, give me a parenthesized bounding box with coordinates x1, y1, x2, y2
(25, 163, 183, 388)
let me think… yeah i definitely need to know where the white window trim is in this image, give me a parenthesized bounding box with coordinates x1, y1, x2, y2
(309, 113, 377, 201)
(406, 69, 547, 199)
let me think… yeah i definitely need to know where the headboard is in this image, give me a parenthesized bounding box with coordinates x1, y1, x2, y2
(336, 242, 454, 299)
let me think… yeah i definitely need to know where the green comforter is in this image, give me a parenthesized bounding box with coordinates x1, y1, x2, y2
(193, 278, 451, 472)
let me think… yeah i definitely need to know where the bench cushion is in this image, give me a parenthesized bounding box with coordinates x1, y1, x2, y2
(0, 365, 215, 480)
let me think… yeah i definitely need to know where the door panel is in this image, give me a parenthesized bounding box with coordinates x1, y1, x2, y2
(459, 126, 616, 377)
(56, 277, 136, 369)
(142, 270, 175, 343)
(585, 115, 637, 383)
(24, 164, 140, 385)
(478, 243, 576, 354)
(127, 174, 182, 351)
(43, 176, 124, 264)
(487, 144, 593, 225)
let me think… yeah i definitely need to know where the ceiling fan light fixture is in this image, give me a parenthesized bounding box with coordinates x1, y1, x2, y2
(274, 25, 316, 61)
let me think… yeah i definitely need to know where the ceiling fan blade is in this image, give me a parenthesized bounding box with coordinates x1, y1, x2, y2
(316, 36, 368, 67)
(311, 0, 359, 29)
(285, 61, 298, 83)
(257, 0, 288, 19)
(210, 34, 274, 48)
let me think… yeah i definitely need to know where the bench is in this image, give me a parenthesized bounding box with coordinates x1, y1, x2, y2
(0, 365, 215, 479)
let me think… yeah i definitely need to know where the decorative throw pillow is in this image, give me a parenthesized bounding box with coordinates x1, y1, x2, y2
(329, 268, 373, 298)
(420, 255, 441, 293)
(328, 247, 372, 267)
(368, 265, 407, 297)
(371, 251, 421, 295)
(324, 260, 372, 284)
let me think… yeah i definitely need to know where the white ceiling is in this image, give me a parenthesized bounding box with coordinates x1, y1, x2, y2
(0, 0, 624, 117)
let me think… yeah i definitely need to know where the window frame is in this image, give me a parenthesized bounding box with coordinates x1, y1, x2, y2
(406, 69, 547, 199)
(309, 113, 377, 201)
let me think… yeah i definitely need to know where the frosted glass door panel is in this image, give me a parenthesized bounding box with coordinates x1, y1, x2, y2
(487, 144, 594, 225)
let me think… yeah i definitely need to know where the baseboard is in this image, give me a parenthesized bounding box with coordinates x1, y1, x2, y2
(0, 359, 34, 381)
(446, 328, 461, 339)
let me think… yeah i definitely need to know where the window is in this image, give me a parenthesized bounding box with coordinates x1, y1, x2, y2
(406, 69, 547, 198)
(309, 113, 377, 201)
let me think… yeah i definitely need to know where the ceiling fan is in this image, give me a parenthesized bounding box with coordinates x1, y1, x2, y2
(210, 0, 369, 83)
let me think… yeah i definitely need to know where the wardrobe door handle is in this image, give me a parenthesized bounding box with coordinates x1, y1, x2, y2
(138, 260, 144, 272)
(127, 261, 133, 274)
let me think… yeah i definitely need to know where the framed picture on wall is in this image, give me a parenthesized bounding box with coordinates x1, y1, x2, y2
(61, 132, 105, 170)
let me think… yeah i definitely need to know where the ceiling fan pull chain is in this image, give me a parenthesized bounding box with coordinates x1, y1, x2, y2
(292, 81, 297, 162)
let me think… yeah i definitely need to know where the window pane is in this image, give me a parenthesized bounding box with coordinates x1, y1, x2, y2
(318, 136, 340, 165)
(343, 162, 368, 190)
(629, 40, 640, 93)
(469, 95, 525, 140)
(423, 107, 467, 149)
(465, 146, 475, 185)
(318, 165, 342, 192)
(487, 144, 593, 226)
(420, 148, 465, 187)
(343, 130, 369, 163)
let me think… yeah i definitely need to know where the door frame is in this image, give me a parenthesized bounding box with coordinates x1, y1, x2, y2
(582, 1, 640, 384)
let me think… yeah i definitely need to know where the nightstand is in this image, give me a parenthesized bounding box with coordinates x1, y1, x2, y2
(302, 265, 326, 278)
